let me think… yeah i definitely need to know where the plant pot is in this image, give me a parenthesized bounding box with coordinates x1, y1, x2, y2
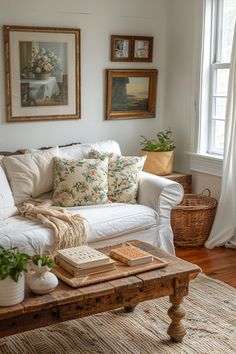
(0, 274, 25, 306)
(27, 263, 58, 295)
(140, 150, 174, 176)
(34, 72, 51, 80)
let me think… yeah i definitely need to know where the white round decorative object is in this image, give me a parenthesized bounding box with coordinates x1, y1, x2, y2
(27, 264, 58, 295)
(0, 274, 25, 306)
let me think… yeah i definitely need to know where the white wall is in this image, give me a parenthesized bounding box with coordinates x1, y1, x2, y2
(0, 0, 167, 154)
(0, 0, 223, 198)
(165, 0, 222, 199)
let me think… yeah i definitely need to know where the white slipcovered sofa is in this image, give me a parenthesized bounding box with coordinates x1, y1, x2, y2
(0, 140, 183, 255)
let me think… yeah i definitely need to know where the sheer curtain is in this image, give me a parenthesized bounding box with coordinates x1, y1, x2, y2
(205, 24, 236, 249)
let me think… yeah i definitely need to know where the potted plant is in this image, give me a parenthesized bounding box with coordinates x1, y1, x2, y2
(140, 129, 175, 175)
(27, 255, 58, 295)
(0, 246, 29, 306)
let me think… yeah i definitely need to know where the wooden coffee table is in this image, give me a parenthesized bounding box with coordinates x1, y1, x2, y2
(0, 240, 201, 342)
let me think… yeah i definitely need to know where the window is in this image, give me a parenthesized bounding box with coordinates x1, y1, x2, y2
(200, 0, 236, 156)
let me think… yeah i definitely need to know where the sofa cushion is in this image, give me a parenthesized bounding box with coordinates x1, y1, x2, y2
(0, 165, 17, 220)
(52, 157, 109, 206)
(73, 203, 159, 243)
(3, 147, 60, 205)
(89, 150, 146, 204)
(0, 203, 158, 255)
(59, 140, 121, 160)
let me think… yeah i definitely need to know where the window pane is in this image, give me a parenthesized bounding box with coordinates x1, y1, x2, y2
(221, 0, 236, 62)
(214, 68, 229, 96)
(213, 120, 225, 150)
(213, 97, 227, 119)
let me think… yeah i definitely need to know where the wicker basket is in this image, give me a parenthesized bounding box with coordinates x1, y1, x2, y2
(171, 189, 218, 248)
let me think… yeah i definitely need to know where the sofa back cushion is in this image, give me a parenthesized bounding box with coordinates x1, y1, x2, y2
(59, 140, 121, 160)
(0, 164, 17, 220)
(3, 147, 60, 205)
(52, 157, 109, 207)
(89, 150, 146, 204)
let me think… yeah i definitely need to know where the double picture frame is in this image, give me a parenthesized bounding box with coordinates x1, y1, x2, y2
(111, 35, 153, 62)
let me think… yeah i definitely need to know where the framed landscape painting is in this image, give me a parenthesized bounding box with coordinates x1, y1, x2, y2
(106, 69, 158, 120)
(4, 25, 80, 122)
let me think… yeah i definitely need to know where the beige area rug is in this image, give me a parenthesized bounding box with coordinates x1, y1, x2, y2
(0, 274, 236, 354)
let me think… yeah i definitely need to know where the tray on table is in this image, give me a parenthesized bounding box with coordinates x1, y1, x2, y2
(52, 243, 168, 288)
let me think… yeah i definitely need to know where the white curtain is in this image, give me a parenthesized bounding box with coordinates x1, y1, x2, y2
(205, 23, 236, 249)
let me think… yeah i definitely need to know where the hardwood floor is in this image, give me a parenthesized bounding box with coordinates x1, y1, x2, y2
(176, 246, 236, 288)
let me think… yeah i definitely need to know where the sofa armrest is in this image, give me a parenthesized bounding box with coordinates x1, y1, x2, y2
(137, 171, 184, 254)
(138, 171, 184, 221)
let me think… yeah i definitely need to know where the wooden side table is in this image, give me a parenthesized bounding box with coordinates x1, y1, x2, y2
(164, 172, 192, 193)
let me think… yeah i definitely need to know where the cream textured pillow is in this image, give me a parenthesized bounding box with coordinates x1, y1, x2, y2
(52, 157, 109, 207)
(89, 150, 146, 204)
(0, 161, 17, 219)
(59, 140, 121, 160)
(3, 147, 60, 205)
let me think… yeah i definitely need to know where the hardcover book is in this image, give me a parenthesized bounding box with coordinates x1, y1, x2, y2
(55, 256, 116, 277)
(109, 244, 153, 266)
(57, 245, 110, 269)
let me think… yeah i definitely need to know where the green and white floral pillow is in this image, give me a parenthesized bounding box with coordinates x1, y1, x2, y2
(89, 150, 146, 204)
(52, 157, 109, 207)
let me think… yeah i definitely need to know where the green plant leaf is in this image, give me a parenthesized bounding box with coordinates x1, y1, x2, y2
(0, 247, 30, 282)
(140, 129, 175, 152)
(31, 254, 54, 268)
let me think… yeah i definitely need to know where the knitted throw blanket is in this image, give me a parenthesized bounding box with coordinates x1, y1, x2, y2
(18, 199, 87, 252)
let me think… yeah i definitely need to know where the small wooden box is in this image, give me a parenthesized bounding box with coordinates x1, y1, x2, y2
(164, 172, 192, 193)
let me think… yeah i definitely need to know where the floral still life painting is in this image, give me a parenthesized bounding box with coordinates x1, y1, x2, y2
(4, 26, 80, 122)
(20, 43, 68, 107)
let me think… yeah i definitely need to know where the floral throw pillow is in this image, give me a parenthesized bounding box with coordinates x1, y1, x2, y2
(89, 150, 146, 204)
(52, 157, 109, 207)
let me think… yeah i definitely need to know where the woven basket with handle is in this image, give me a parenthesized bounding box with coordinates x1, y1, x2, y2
(171, 189, 218, 248)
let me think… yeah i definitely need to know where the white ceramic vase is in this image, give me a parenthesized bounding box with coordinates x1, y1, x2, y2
(27, 263, 58, 295)
(0, 274, 25, 306)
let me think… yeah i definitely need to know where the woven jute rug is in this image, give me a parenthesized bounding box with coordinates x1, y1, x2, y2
(0, 274, 236, 354)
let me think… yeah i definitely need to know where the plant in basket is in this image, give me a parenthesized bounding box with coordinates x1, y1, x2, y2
(140, 129, 175, 175)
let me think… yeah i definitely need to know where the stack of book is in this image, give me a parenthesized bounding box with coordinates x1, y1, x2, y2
(55, 245, 116, 277)
(109, 244, 153, 266)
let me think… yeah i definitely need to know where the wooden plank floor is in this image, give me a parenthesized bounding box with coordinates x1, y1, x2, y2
(176, 247, 236, 288)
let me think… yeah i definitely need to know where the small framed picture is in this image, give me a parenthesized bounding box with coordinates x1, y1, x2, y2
(106, 69, 158, 120)
(111, 35, 132, 61)
(133, 36, 153, 62)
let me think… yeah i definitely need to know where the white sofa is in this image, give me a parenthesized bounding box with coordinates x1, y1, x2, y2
(0, 140, 183, 256)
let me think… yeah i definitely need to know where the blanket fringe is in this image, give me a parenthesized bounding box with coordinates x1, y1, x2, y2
(18, 199, 88, 253)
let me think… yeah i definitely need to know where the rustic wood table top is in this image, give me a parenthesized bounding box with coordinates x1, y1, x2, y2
(0, 240, 201, 342)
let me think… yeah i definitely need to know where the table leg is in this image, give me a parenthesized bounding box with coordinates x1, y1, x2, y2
(124, 304, 137, 312)
(167, 295, 186, 342)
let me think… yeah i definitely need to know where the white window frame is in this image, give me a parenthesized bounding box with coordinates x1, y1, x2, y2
(189, 0, 229, 176)
(208, 0, 230, 155)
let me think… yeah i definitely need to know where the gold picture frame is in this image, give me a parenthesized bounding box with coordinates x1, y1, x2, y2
(4, 25, 81, 122)
(106, 69, 158, 120)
